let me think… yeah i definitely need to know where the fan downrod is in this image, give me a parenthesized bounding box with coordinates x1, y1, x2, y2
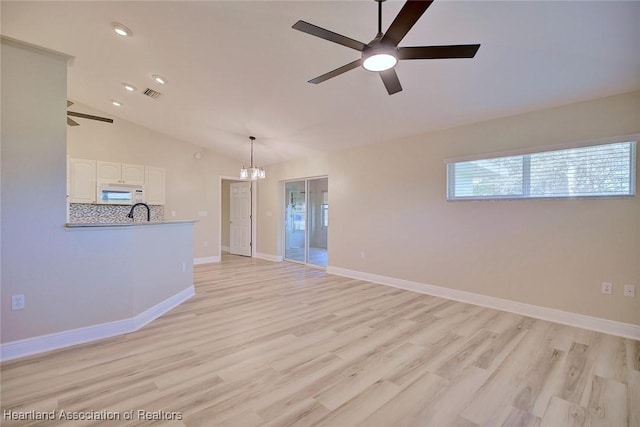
(374, 0, 386, 38)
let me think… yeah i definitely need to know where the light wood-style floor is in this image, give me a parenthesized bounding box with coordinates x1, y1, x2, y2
(1, 254, 638, 426)
(285, 246, 328, 267)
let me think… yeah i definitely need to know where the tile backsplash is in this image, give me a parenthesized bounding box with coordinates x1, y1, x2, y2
(69, 204, 165, 223)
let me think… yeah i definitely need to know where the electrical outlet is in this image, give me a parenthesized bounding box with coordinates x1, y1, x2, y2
(601, 282, 612, 295)
(12, 294, 25, 310)
(181, 262, 186, 273)
(360, 251, 366, 259)
(624, 284, 635, 297)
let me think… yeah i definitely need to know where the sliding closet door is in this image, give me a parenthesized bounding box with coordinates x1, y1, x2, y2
(284, 180, 306, 262)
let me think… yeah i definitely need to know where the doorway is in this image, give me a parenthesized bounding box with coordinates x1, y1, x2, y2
(229, 181, 252, 256)
(284, 177, 328, 267)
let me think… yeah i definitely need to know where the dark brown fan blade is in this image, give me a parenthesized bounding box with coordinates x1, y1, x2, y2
(67, 111, 114, 123)
(308, 59, 363, 84)
(292, 20, 368, 52)
(380, 69, 402, 95)
(67, 117, 79, 126)
(398, 44, 480, 60)
(381, 1, 434, 47)
(67, 100, 74, 107)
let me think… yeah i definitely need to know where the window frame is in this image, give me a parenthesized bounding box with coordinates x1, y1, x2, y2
(445, 138, 637, 201)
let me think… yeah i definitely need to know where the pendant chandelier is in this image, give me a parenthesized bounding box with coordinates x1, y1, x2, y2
(240, 136, 265, 181)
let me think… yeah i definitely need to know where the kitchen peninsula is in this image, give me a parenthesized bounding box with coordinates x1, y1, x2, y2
(62, 218, 197, 328)
(1, 37, 199, 361)
(0, 218, 198, 361)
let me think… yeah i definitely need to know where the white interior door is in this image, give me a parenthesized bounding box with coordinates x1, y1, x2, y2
(230, 181, 252, 256)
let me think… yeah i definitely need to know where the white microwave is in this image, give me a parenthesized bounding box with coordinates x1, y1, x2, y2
(97, 183, 144, 205)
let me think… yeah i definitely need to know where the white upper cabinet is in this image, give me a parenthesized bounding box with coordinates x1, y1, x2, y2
(96, 161, 121, 183)
(97, 161, 144, 185)
(69, 159, 165, 205)
(69, 158, 96, 203)
(145, 166, 166, 205)
(121, 163, 145, 185)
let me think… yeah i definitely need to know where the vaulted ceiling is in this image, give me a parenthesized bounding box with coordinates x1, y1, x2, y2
(2, 1, 639, 164)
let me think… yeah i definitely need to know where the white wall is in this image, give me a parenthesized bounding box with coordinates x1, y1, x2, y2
(257, 91, 640, 326)
(1, 38, 193, 346)
(66, 102, 242, 259)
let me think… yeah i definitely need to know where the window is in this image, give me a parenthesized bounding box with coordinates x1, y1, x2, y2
(290, 191, 305, 231)
(447, 141, 636, 200)
(321, 191, 329, 228)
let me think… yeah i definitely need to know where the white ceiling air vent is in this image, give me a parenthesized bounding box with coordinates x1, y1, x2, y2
(143, 88, 161, 99)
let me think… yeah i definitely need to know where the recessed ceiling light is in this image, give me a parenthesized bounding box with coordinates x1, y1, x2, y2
(112, 100, 122, 107)
(152, 74, 167, 85)
(123, 83, 137, 92)
(111, 22, 132, 37)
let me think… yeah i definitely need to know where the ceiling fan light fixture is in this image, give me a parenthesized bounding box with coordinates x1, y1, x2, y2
(111, 22, 132, 37)
(293, 0, 479, 95)
(363, 51, 398, 72)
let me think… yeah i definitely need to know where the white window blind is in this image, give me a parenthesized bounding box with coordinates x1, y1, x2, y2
(447, 141, 636, 200)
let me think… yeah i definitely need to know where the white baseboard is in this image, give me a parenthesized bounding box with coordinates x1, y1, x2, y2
(194, 256, 220, 265)
(221, 245, 230, 252)
(327, 266, 640, 340)
(134, 286, 194, 329)
(255, 252, 283, 262)
(0, 286, 195, 362)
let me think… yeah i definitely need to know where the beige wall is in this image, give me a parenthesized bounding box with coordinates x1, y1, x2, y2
(1, 39, 193, 345)
(66, 103, 242, 259)
(257, 91, 640, 325)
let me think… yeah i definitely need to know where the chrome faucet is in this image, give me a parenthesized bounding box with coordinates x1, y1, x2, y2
(127, 203, 151, 222)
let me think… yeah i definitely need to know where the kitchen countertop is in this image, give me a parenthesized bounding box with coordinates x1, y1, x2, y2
(65, 220, 197, 228)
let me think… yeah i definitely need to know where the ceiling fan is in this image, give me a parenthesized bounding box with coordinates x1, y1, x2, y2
(66, 101, 114, 126)
(292, 0, 480, 95)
